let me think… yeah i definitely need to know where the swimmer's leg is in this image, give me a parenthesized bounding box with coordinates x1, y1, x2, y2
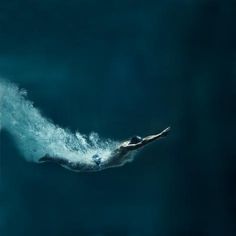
(38, 155, 70, 166)
(38, 155, 96, 172)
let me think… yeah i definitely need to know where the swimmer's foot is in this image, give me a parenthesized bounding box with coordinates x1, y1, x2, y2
(160, 127, 171, 137)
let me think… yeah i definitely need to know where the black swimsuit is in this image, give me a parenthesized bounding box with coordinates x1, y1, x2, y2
(92, 154, 101, 166)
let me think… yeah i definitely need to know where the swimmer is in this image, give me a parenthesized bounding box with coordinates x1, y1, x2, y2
(39, 127, 170, 172)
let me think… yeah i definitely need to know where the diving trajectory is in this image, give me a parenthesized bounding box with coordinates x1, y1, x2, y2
(0, 80, 170, 172)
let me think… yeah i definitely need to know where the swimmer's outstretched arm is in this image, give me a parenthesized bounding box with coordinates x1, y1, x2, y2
(127, 127, 170, 151)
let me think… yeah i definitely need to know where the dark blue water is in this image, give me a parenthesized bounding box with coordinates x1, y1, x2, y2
(0, 1, 236, 235)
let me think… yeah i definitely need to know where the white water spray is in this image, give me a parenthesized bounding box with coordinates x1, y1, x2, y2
(0, 79, 120, 168)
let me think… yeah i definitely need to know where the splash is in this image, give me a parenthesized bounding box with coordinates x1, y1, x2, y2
(0, 79, 120, 168)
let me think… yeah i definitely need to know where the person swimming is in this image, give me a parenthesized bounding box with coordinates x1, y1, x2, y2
(39, 127, 170, 172)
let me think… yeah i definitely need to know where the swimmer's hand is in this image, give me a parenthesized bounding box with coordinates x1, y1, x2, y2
(160, 127, 171, 137)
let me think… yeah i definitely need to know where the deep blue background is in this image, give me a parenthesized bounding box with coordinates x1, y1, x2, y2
(0, 0, 236, 235)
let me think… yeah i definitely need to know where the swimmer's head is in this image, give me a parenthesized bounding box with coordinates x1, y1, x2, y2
(129, 136, 142, 144)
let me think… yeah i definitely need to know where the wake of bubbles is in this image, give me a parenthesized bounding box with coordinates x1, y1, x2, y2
(0, 79, 120, 167)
